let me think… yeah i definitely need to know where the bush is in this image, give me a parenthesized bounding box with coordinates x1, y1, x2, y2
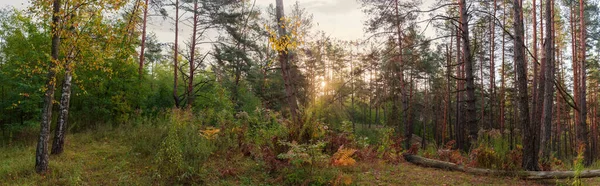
(377, 127, 402, 162)
(469, 129, 519, 170)
(153, 109, 217, 183)
(572, 144, 585, 186)
(277, 140, 331, 185)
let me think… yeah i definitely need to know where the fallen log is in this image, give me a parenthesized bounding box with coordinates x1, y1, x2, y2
(403, 153, 600, 179)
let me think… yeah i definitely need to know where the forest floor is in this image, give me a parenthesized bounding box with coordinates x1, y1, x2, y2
(1, 128, 599, 185)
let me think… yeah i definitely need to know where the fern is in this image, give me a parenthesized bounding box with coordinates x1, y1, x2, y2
(332, 146, 357, 166)
(199, 127, 220, 140)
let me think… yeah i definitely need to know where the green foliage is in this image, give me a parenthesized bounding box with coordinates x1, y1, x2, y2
(299, 104, 329, 141)
(154, 109, 217, 182)
(420, 144, 439, 159)
(277, 141, 328, 167)
(470, 129, 518, 170)
(243, 108, 287, 147)
(277, 140, 332, 185)
(354, 124, 381, 145)
(573, 144, 585, 186)
(377, 127, 395, 158)
(0, 10, 48, 132)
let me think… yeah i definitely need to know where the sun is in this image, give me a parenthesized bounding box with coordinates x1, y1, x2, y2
(320, 81, 326, 88)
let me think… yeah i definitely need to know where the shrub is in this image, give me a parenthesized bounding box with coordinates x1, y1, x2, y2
(437, 141, 464, 165)
(469, 144, 502, 169)
(153, 109, 217, 183)
(572, 144, 585, 186)
(469, 129, 517, 170)
(277, 140, 330, 185)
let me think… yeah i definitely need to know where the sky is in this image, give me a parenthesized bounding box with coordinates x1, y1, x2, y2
(0, 0, 437, 45)
(148, 0, 370, 44)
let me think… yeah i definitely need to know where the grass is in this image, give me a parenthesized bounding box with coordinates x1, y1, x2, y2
(3, 125, 600, 185)
(1, 131, 154, 185)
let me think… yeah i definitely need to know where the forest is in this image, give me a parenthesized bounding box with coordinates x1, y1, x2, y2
(2, 0, 600, 185)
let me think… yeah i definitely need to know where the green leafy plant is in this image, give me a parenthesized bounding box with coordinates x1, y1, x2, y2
(572, 144, 585, 186)
(277, 140, 330, 184)
(377, 127, 395, 158)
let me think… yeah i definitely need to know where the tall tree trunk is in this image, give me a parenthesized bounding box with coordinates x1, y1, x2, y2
(393, 0, 410, 149)
(51, 60, 73, 155)
(188, 0, 198, 108)
(593, 87, 598, 160)
(555, 34, 563, 158)
(408, 70, 415, 148)
(578, 0, 591, 166)
(459, 0, 477, 149)
(351, 43, 355, 129)
(275, 0, 300, 130)
(445, 44, 451, 145)
(540, 0, 555, 163)
(479, 36, 485, 130)
(533, 0, 547, 163)
(173, 0, 179, 107)
(570, 4, 580, 151)
(139, 0, 149, 79)
(500, 0, 507, 137)
(489, 0, 497, 130)
(514, 0, 540, 171)
(36, 0, 61, 174)
(423, 77, 429, 149)
(456, 26, 464, 150)
(532, 0, 538, 124)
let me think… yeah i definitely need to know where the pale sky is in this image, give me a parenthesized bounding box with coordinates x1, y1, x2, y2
(147, 0, 370, 44)
(0, 0, 437, 45)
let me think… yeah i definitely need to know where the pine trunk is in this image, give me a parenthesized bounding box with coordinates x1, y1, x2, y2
(540, 0, 555, 162)
(456, 26, 464, 150)
(459, 0, 477, 149)
(139, 0, 149, 79)
(489, 0, 497, 130)
(188, 0, 198, 108)
(500, 0, 507, 137)
(578, 0, 591, 166)
(514, 0, 540, 171)
(173, 0, 179, 107)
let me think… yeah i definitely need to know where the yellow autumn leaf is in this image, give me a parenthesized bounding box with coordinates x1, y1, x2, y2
(200, 127, 220, 140)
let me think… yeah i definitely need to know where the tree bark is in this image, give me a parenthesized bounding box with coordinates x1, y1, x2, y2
(532, 0, 539, 124)
(173, 0, 179, 108)
(489, 0, 497, 130)
(532, 0, 546, 165)
(578, 0, 591, 166)
(275, 0, 300, 128)
(51, 63, 73, 155)
(188, 0, 198, 108)
(500, 0, 506, 137)
(539, 0, 555, 162)
(570, 4, 581, 157)
(36, 0, 61, 174)
(459, 0, 477, 149)
(514, 0, 540, 171)
(139, 0, 149, 79)
(445, 44, 451, 145)
(392, 0, 410, 150)
(456, 26, 464, 151)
